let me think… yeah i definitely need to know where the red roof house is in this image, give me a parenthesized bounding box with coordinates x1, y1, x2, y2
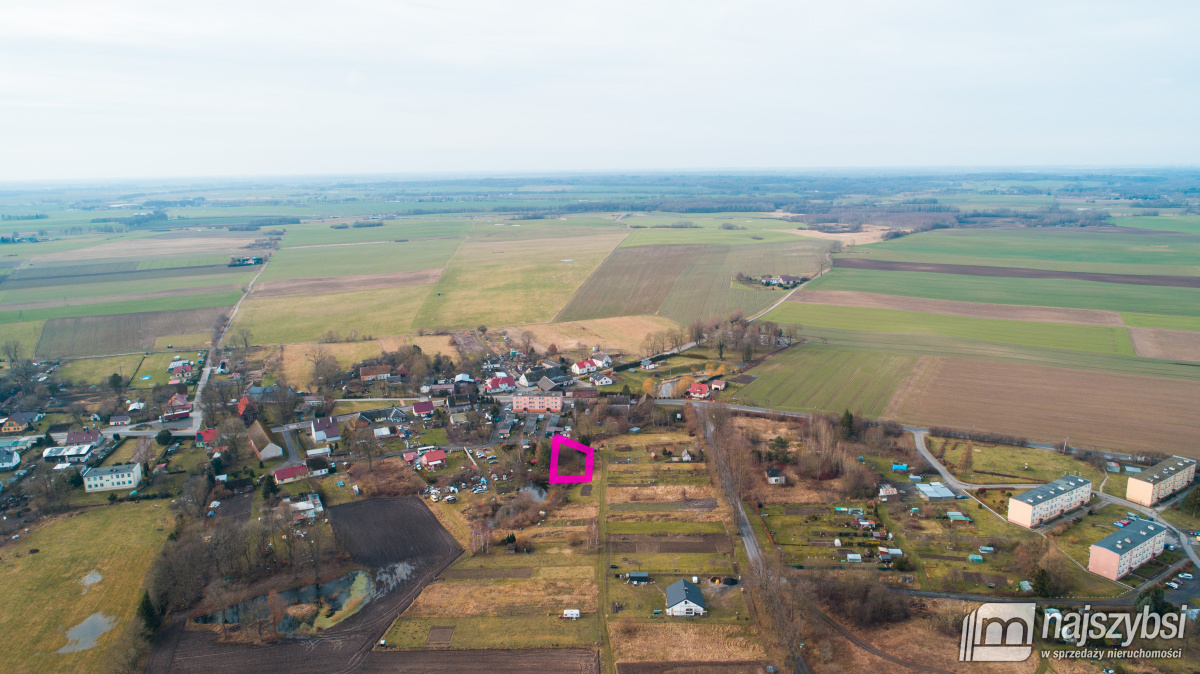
(402, 451, 418, 463)
(273, 465, 310, 485)
(196, 429, 218, 446)
(359, 365, 392, 381)
(420, 449, 447, 468)
(412, 401, 435, 417)
(66, 429, 102, 445)
(688, 383, 710, 400)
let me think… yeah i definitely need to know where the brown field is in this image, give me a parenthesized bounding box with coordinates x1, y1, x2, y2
(378, 334, 457, 357)
(546, 502, 600, 521)
(893, 358, 1200, 455)
(361, 649, 600, 673)
(1128, 327, 1200, 361)
(606, 533, 732, 554)
(279, 340, 384, 384)
(251, 268, 442, 298)
(609, 623, 765, 663)
(556, 244, 699, 321)
(0, 283, 242, 312)
(607, 485, 716, 504)
(792, 290, 1125, 326)
(405, 567, 598, 616)
(617, 663, 768, 674)
(32, 235, 259, 262)
(833, 257, 1200, 288)
(781, 223, 892, 244)
(35, 306, 229, 357)
(508, 315, 682, 355)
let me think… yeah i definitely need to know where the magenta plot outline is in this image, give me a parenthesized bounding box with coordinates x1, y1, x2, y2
(547, 434, 595, 485)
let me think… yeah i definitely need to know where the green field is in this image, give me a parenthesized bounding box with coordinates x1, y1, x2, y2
(0, 291, 240, 327)
(384, 615, 600, 649)
(1112, 215, 1200, 236)
(0, 270, 251, 306)
(621, 227, 801, 247)
(259, 238, 462, 281)
(734, 346, 916, 417)
(133, 352, 193, 387)
(278, 218, 474, 247)
(930, 437, 1105, 486)
(36, 307, 228, 358)
(808, 268, 1200, 317)
(57, 355, 145, 387)
(853, 228, 1200, 274)
(0, 502, 172, 674)
(232, 285, 433, 343)
(765, 303, 1136, 355)
(1120, 313, 1200, 331)
(467, 216, 625, 241)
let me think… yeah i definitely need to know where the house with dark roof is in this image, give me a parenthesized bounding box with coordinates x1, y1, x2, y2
(664, 579, 706, 616)
(248, 421, 283, 461)
(310, 416, 341, 443)
(412, 401, 435, 417)
(66, 429, 103, 446)
(359, 365, 392, 381)
(108, 415, 131, 426)
(0, 448, 20, 471)
(1, 412, 43, 433)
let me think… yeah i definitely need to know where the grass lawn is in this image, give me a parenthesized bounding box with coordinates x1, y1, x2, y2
(1101, 471, 1129, 497)
(1120, 313, 1200, 331)
(0, 319, 46, 352)
(279, 218, 474, 248)
(100, 438, 136, 466)
(1111, 215, 1200, 236)
(57, 354, 145, 387)
(1051, 503, 1130, 571)
(1160, 500, 1200, 535)
(766, 302, 1138, 355)
(605, 521, 725, 535)
(384, 614, 600, 649)
(808, 268, 1200, 318)
(152, 333, 210, 350)
(131, 352, 190, 388)
(929, 438, 1105, 486)
(0, 502, 173, 674)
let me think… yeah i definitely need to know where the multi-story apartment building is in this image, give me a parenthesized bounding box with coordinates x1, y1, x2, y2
(1088, 522, 1167, 581)
(1126, 456, 1196, 506)
(1007, 475, 1092, 529)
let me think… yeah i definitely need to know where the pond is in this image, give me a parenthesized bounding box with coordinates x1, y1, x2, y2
(57, 613, 117, 653)
(194, 563, 413, 635)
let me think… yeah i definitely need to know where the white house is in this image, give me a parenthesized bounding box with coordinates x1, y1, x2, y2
(591, 352, 612, 368)
(765, 468, 785, 485)
(591, 374, 613, 386)
(311, 416, 341, 443)
(664, 579, 707, 617)
(570, 360, 596, 376)
(42, 445, 94, 464)
(83, 463, 143, 492)
(0, 448, 19, 471)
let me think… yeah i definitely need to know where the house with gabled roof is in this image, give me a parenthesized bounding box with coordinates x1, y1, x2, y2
(310, 416, 341, 443)
(248, 421, 283, 461)
(359, 365, 392, 381)
(665, 579, 707, 617)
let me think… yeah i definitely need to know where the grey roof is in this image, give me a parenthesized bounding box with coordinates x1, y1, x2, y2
(84, 463, 139, 478)
(0, 448, 18, 465)
(628, 571, 650, 579)
(665, 579, 705, 609)
(1130, 456, 1196, 485)
(1092, 522, 1164, 554)
(1012, 475, 1092, 505)
(915, 482, 956, 499)
(765, 468, 783, 478)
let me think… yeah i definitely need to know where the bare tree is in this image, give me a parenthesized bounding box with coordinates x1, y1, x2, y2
(520, 330, 535, 354)
(306, 344, 341, 390)
(132, 437, 157, 475)
(217, 416, 248, 465)
(302, 524, 331, 583)
(235, 328, 253, 354)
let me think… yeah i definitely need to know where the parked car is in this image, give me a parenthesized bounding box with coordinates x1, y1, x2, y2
(1178, 573, 1194, 580)
(1114, 522, 1126, 528)
(1166, 582, 1180, 589)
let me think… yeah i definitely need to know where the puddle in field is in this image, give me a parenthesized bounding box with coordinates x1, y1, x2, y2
(56, 613, 117, 653)
(80, 570, 102, 595)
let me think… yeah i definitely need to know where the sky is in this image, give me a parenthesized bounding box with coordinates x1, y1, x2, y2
(2, 1, 1198, 180)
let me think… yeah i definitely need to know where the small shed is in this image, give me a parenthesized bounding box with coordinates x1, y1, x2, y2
(968, 554, 984, 563)
(845, 553, 862, 563)
(562, 609, 580, 620)
(1019, 581, 1033, 592)
(765, 468, 785, 485)
(627, 571, 650, 584)
(978, 546, 995, 554)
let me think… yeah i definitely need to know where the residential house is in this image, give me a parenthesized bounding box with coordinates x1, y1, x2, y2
(357, 407, 408, 425)
(519, 366, 562, 388)
(513, 392, 564, 414)
(82, 463, 143, 492)
(248, 421, 284, 461)
(447, 393, 477, 413)
(765, 468, 785, 485)
(162, 392, 192, 421)
(66, 429, 103, 446)
(1, 412, 42, 433)
(664, 579, 707, 617)
(420, 449, 447, 469)
(1088, 522, 1168, 581)
(0, 448, 19, 471)
(536, 376, 560, 393)
(688, 383, 710, 400)
(359, 365, 392, 381)
(590, 352, 612, 368)
(1007, 476, 1092, 529)
(311, 416, 342, 443)
(485, 376, 516, 394)
(306, 456, 331, 477)
(570, 360, 596, 376)
(640, 359, 656, 370)
(1125, 456, 1196, 506)
(195, 429, 218, 448)
(274, 465, 309, 485)
(412, 401, 435, 417)
(402, 450, 418, 464)
(680, 448, 693, 462)
(590, 374, 613, 386)
(108, 415, 131, 426)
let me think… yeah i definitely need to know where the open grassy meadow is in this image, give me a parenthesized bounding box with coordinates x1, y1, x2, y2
(278, 218, 474, 247)
(232, 285, 433, 344)
(0, 503, 172, 674)
(259, 237, 461, 281)
(35, 307, 230, 358)
(928, 437, 1104, 486)
(734, 346, 915, 417)
(512, 315, 680, 355)
(57, 354, 145, 387)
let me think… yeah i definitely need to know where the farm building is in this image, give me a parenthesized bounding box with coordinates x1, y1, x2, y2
(664, 579, 707, 617)
(82, 463, 142, 492)
(1088, 522, 1167, 581)
(1006, 475, 1091, 529)
(513, 392, 563, 414)
(915, 482, 956, 501)
(42, 445, 94, 464)
(420, 449, 447, 469)
(1125, 456, 1196, 506)
(248, 421, 284, 461)
(765, 468, 785, 485)
(310, 416, 341, 443)
(359, 365, 392, 381)
(879, 484, 898, 498)
(412, 401, 435, 417)
(274, 465, 309, 485)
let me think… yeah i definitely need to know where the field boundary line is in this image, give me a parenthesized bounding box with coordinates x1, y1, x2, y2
(550, 231, 629, 323)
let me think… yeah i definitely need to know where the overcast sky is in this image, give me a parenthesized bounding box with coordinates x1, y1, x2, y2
(2, 1, 1198, 180)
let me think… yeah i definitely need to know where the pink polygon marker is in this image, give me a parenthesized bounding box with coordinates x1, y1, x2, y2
(547, 434, 595, 485)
